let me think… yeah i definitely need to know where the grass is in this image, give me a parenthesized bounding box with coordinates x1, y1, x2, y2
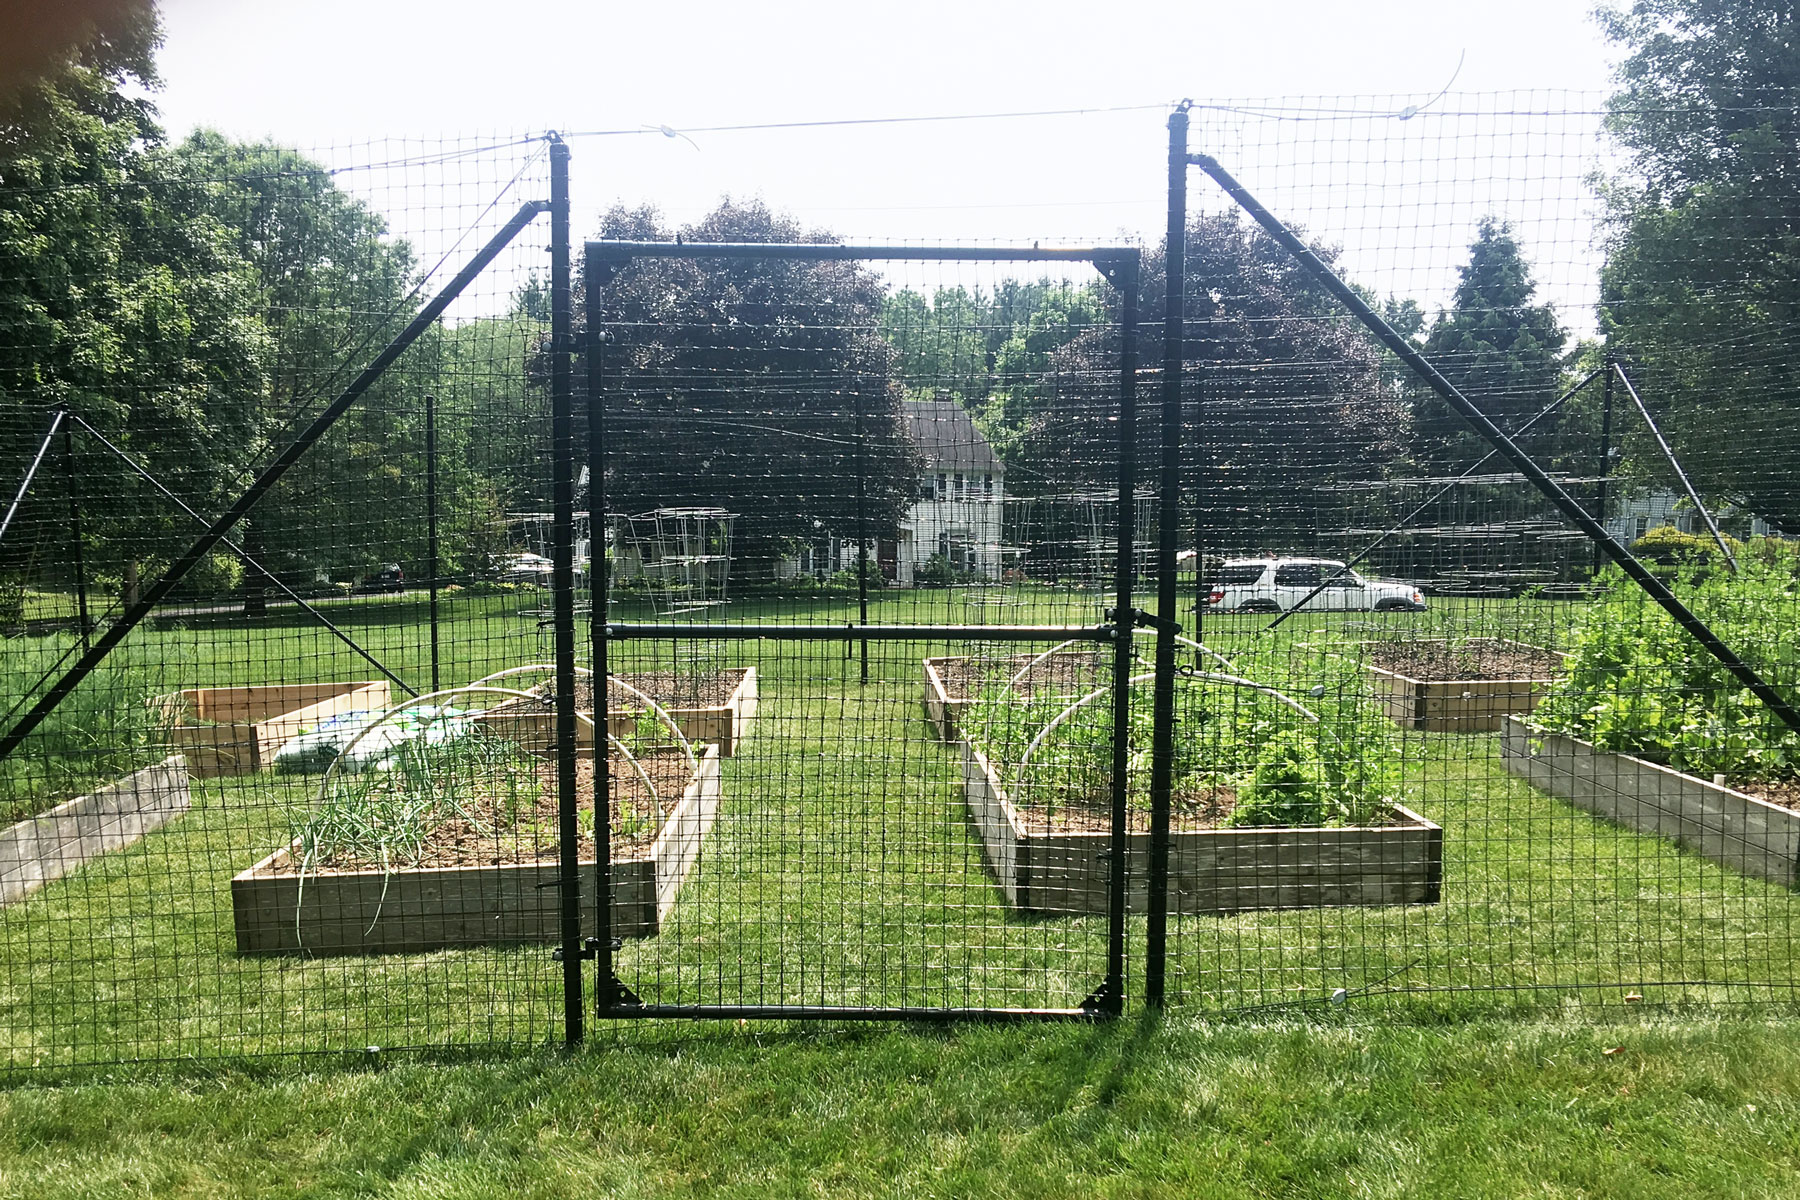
(2, 1018, 1800, 1197)
(2, 585, 1800, 1075)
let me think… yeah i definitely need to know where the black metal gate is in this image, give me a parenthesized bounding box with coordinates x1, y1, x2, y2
(565, 240, 1143, 1025)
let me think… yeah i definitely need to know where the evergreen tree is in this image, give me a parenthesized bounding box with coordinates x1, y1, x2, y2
(1410, 218, 1568, 470)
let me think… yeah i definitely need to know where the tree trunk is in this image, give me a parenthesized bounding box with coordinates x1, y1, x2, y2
(122, 558, 139, 610)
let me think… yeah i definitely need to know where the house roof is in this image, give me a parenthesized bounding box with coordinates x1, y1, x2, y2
(902, 397, 1003, 475)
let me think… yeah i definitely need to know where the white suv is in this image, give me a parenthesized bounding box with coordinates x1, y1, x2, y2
(1207, 557, 1426, 614)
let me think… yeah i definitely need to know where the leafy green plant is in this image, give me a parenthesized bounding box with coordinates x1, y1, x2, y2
(1534, 548, 1800, 778)
(962, 649, 1404, 829)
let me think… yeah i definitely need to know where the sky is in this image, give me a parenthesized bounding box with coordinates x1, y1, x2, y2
(149, 0, 1627, 327)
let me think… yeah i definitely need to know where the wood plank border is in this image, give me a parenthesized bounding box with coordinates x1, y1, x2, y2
(229, 744, 724, 954)
(1500, 716, 1800, 888)
(961, 743, 1442, 915)
(1, 757, 191, 905)
(1364, 639, 1559, 733)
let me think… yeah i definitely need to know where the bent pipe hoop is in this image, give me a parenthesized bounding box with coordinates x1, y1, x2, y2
(0, 199, 552, 769)
(1188, 152, 1800, 739)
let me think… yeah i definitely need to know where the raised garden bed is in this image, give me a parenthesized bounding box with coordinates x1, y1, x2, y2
(922, 652, 1105, 743)
(1500, 716, 1800, 889)
(162, 682, 392, 777)
(1366, 639, 1563, 733)
(230, 743, 724, 954)
(475, 668, 757, 757)
(1, 756, 191, 905)
(961, 742, 1441, 914)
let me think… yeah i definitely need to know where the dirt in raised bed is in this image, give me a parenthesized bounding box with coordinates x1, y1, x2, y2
(935, 651, 1107, 702)
(1366, 640, 1563, 682)
(1729, 778, 1800, 814)
(483, 669, 747, 719)
(269, 749, 699, 873)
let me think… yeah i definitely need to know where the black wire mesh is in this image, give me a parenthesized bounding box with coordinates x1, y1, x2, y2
(3, 88, 1800, 1071)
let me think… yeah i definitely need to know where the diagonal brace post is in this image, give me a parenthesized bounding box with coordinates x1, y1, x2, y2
(1189, 152, 1800, 738)
(0, 199, 549, 767)
(1612, 360, 1739, 573)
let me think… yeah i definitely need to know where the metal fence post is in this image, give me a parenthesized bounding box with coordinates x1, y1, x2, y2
(1145, 102, 1190, 1008)
(60, 419, 91, 652)
(1102, 250, 1141, 1017)
(425, 391, 440, 693)
(546, 133, 584, 1046)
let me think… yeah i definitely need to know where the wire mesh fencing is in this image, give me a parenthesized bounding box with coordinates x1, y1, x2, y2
(3, 92, 1800, 1071)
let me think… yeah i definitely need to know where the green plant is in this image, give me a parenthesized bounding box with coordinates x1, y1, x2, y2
(962, 650, 1404, 828)
(1534, 553, 1800, 778)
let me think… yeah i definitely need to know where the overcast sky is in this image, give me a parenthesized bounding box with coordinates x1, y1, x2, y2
(151, 0, 1625, 326)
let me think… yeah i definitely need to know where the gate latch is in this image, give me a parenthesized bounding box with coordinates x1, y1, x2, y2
(1106, 607, 1183, 636)
(551, 936, 623, 962)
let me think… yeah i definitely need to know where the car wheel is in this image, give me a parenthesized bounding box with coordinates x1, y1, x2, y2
(1238, 599, 1280, 614)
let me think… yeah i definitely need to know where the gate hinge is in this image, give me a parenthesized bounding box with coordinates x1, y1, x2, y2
(1106, 607, 1183, 636)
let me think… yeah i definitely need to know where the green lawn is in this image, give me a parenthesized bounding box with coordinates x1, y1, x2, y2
(2, 1018, 1799, 1198)
(2, 586, 1800, 1075)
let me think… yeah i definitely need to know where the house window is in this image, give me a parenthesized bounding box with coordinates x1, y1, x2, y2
(919, 475, 935, 500)
(954, 473, 965, 500)
(983, 474, 994, 497)
(937, 473, 947, 501)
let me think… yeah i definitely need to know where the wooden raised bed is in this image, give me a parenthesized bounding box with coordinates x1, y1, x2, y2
(230, 744, 724, 954)
(1366, 639, 1561, 733)
(1500, 717, 1800, 889)
(961, 742, 1442, 915)
(923, 657, 973, 742)
(1, 756, 191, 905)
(474, 668, 758, 757)
(163, 682, 391, 777)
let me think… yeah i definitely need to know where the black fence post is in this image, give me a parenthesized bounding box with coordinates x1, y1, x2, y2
(856, 382, 869, 684)
(1102, 250, 1141, 1018)
(425, 391, 440, 693)
(60, 418, 91, 652)
(1191, 151, 1800, 737)
(1146, 102, 1190, 1009)
(1595, 352, 1614, 577)
(546, 134, 584, 1048)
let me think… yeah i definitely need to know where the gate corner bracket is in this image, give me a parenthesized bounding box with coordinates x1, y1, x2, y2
(601, 976, 644, 1011)
(1080, 980, 1122, 1017)
(1091, 254, 1135, 290)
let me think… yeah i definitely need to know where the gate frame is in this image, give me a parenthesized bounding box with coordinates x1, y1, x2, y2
(578, 239, 1142, 1025)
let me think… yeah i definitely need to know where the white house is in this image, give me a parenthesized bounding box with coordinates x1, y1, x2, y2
(830, 395, 1007, 586)
(893, 395, 1006, 585)
(1605, 487, 1781, 543)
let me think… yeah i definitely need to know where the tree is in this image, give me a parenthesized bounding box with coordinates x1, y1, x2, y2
(1597, 0, 1800, 528)
(1010, 211, 1395, 552)
(1410, 218, 1569, 470)
(1, 2, 271, 608)
(582, 199, 919, 574)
